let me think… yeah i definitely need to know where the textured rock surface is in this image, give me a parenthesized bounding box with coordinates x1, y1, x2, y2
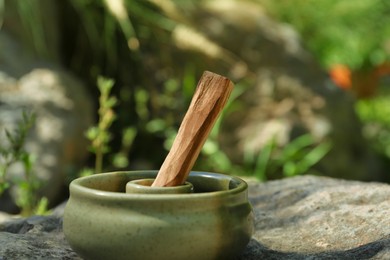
(241, 175, 390, 259)
(0, 216, 81, 259)
(0, 175, 389, 259)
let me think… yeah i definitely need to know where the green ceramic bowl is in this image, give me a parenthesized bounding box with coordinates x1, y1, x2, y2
(63, 171, 254, 260)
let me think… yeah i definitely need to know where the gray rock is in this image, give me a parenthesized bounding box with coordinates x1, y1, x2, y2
(1, 176, 389, 259)
(0, 216, 80, 259)
(0, 32, 94, 212)
(240, 175, 390, 259)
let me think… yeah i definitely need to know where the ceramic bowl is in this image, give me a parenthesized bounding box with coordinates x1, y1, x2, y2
(63, 171, 254, 260)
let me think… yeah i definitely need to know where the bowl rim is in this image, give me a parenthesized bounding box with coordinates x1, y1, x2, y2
(69, 171, 248, 202)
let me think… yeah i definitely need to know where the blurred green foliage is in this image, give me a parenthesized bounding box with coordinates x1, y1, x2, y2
(5, 0, 389, 186)
(356, 89, 390, 158)
(261, 0, 390, 69)
(261, 0, 390, 172)
(248, 135, 332, 181)
(60, 0, 388, 180)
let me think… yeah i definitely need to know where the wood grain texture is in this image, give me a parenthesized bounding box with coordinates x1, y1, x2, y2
(152, 71, 234, 187)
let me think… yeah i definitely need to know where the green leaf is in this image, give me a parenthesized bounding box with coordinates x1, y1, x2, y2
(97, 76, 115, 94)
(296, 141, 332, 174)
(0, 182, 10, 195)
(122, 127, 137, 147)
(283, 161, 297, 177)
(146, 119, 167, 133)
(254, 138, 276, 181)
(280, 134, 315, 161)
(105, 96, 118, 108)
(85, 127, 99, 140)
(34, 197, 50, 216)
(79, 168, 94, 177)
(202, 139, 219, 155)
(112, 153, 129, 168)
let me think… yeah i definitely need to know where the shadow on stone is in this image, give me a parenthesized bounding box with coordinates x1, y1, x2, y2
(239, 237, 388, 260)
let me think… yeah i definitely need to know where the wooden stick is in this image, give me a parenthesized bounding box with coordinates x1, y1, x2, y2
(152, 71, 234, 187)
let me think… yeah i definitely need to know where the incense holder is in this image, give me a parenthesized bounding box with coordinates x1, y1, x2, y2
(125, 178, 194, 194)
(63, 171, 254, 260)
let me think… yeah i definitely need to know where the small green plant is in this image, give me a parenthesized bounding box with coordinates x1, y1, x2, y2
(0, 111, 35, 194)
(85, 76, 118, 174)
(83, 76, 137, 176)
(0, 110, 49, 216)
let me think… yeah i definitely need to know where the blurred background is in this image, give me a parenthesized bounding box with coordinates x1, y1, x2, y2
(1, 0, 390, 215)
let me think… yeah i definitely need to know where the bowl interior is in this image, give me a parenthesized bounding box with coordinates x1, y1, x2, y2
(72, 171, 246, 195)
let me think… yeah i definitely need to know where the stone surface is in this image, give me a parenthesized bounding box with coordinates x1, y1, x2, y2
(1, 175, 389, 259)
(0, 216, 80, 259)
(241, 175, 390, 259)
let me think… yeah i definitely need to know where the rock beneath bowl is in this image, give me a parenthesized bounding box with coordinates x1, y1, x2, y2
(0, 215, 81, 259)
(241, 175, 390, 259)
(0, 175, 390, 259)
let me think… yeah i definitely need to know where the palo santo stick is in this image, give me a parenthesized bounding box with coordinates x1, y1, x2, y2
(152, 71, 234, 187)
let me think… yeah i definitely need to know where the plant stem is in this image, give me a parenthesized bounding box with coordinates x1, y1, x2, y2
(95, 146, 103, 174)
